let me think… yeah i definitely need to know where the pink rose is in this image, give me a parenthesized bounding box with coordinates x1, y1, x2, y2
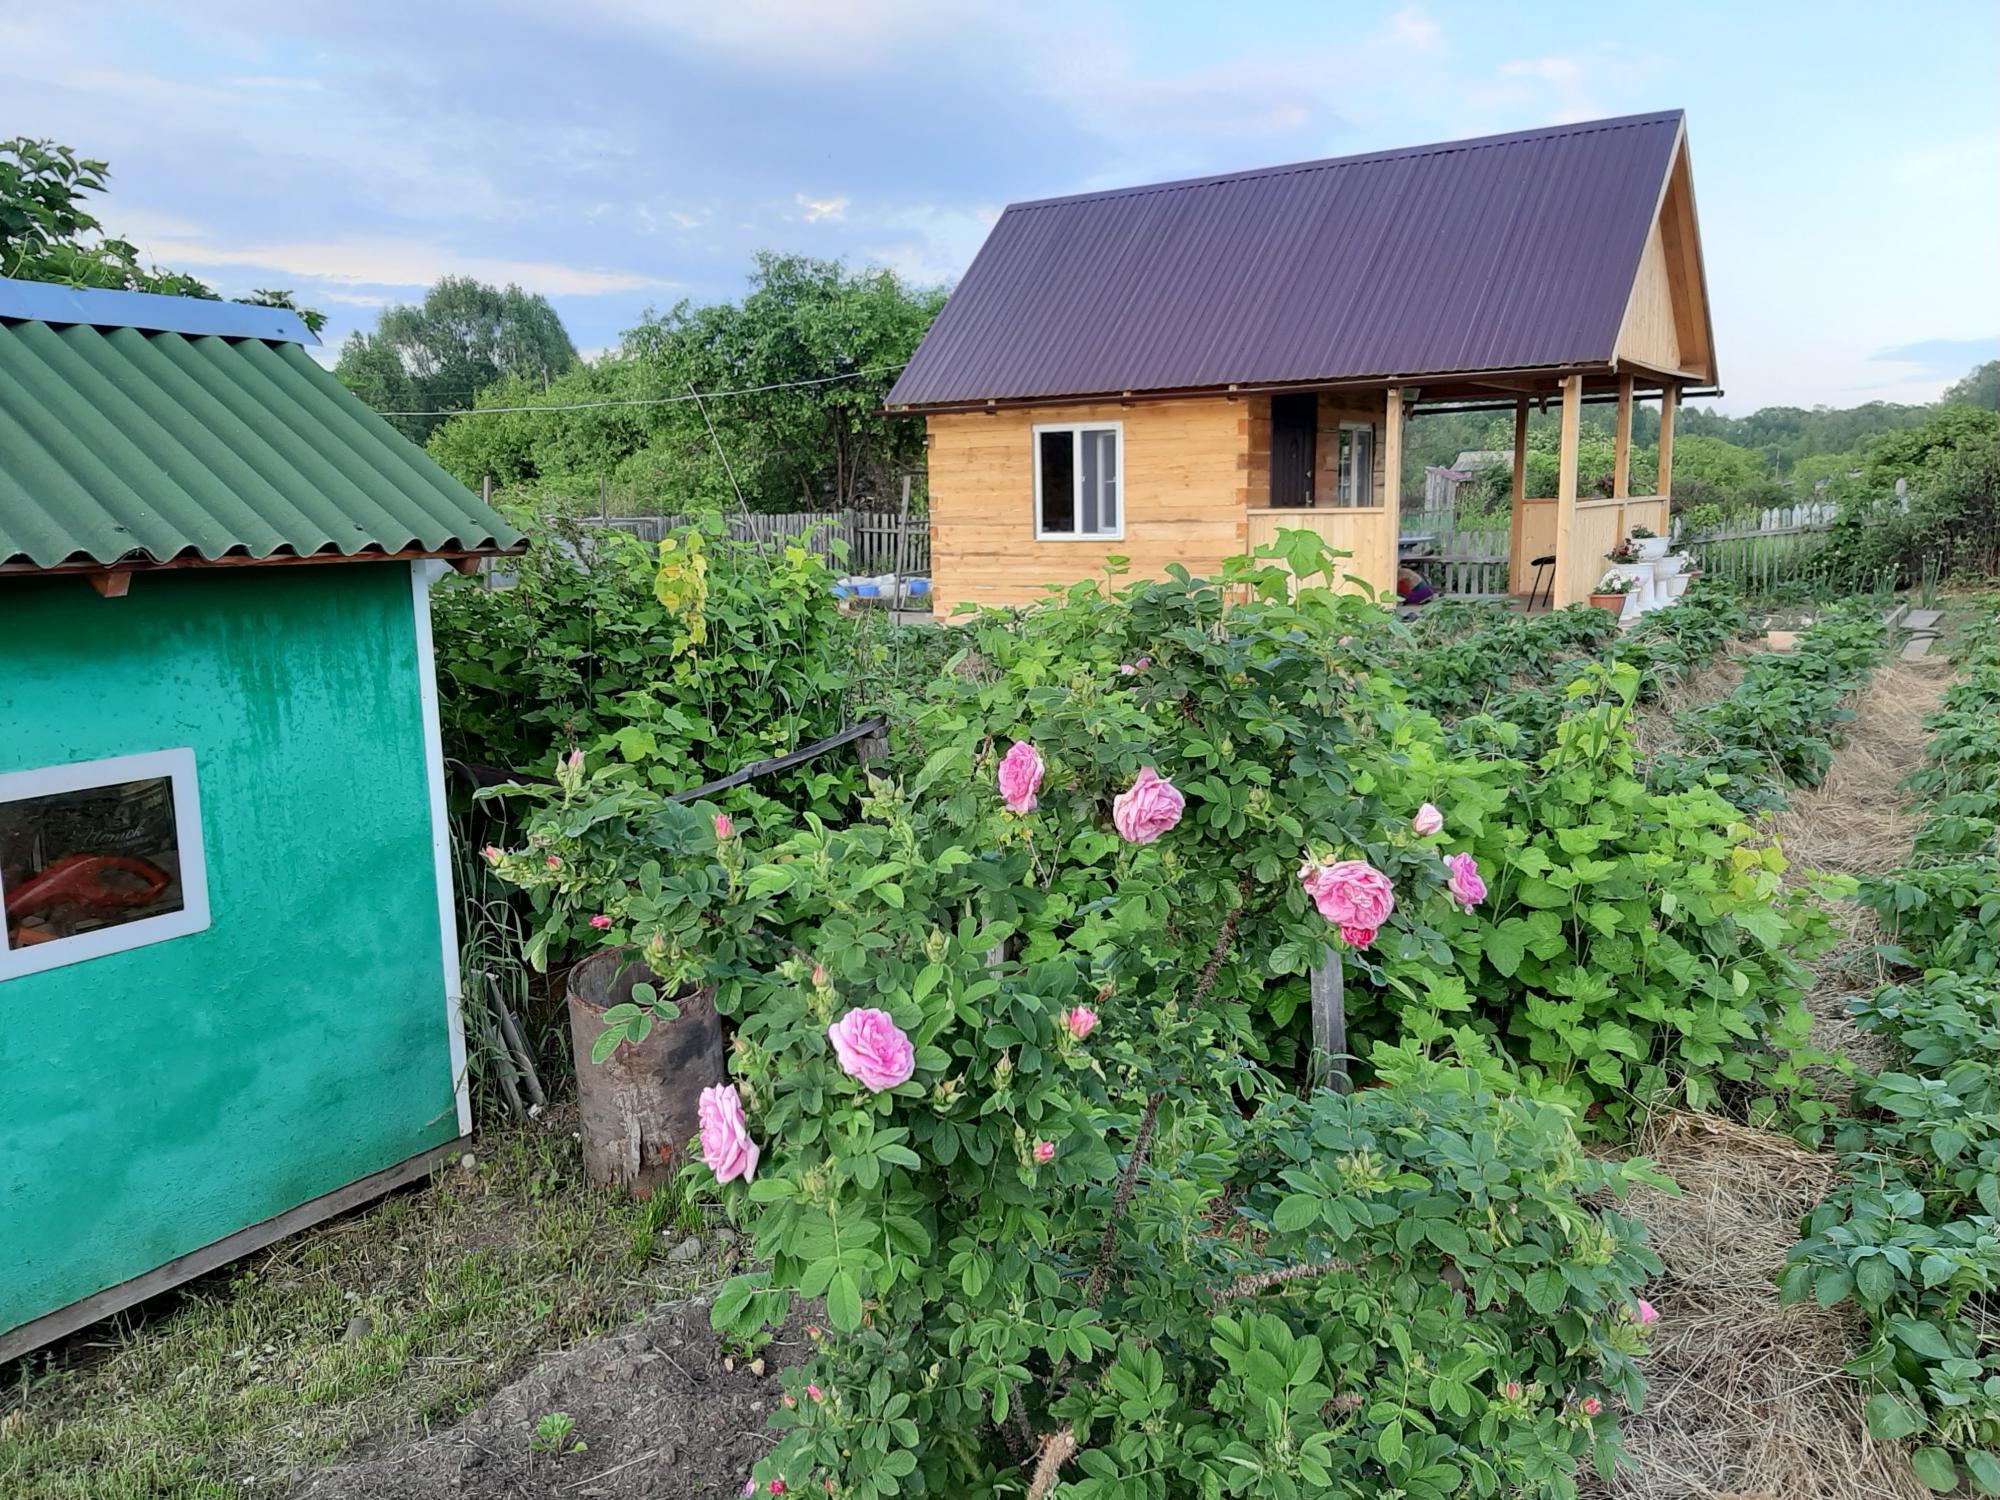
(769, 1482, 786, 1495)
(1033, 1139, 1055, 1164)
(1443, 851, 1486, 911)
(997, 741, 1043, 814)
(1579, 1395, 1602, 1417)
(1412, 803, 1444, 836)
(589, 913, 612, 930)
(545, 854, 561, 870)
(714, 812, 735, 839)
(827, 1008, 916, 1091)
(807, 1382, 824, 1401)
(1118, 656, 1151, 675)
(1065, 1005, 1098, 1040)
(1112, 767, 1184, 844)
(1635, 1297, 1658, 1327)
(1301, 858, 1395, 930)
(1339, 923, 1377, 948)
(698, 1084, 759, 1184)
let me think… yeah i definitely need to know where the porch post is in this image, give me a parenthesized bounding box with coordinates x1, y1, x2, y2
(1551, 375, 1583, 606)
(1507, 397, 1529, 601)
(1657, 381, 1678, 502)
(1613, 375, 1633, 498)
(1380, 385, 1404, 600)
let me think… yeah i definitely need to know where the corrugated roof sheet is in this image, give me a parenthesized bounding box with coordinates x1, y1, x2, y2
(0, 294, 524, 570)
(889, 111, 1685, 407)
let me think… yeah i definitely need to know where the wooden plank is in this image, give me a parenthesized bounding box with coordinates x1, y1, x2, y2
(0, 1140, 462, 1364)
(1657, 383, 1678, 499)
(1613, 375, 1633, 498)
(1552, 375, 1583, 606)
(1379, 386, 1404, 596)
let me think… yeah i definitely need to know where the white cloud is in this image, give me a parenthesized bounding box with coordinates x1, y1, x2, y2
(128, 228, 675, 297)
(1381, 6, 1444, 52)
(795, 193, 850, 223)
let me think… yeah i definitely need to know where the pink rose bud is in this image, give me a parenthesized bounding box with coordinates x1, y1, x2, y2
(714, 812, 735, 839)
(1339, 923, 1377, 948)
(1117, 656, 1151, 675)
(589, 913, 612, 930)
(811, 962, 828, 987)
(1503, 1380, 1522, 1399)
(769, 1482, 786, 1495)
(806, 1382, 823, 1401)
(1443, 851, 1487, 912)
(546, 854, 562, 870)
(1636, 1297, 1658, 1327)
(806, 1325, 821, 1339)
(481, 844, 502, 864)
(1033, 1139, 1055, 1164)
(744, 1484, 756, 1498)
(1301, 858, 1396, 931)
(698, 1084, 760, 1184)
(1411, 803, 1444, 836)
(827, 1008, 916, 1091)
(1579, 1395, 1602, 1416)
(781, 1394, 795, 1408)
(997, 741, 1043, 814)
(567, 749, 584, 771)
(1112, 766, 1185, 844)
(1065, 1005, 1098, 1040)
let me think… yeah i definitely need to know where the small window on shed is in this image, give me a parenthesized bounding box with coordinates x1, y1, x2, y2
(0, 749, 209, 980)
(1034, 423, 1122, 539)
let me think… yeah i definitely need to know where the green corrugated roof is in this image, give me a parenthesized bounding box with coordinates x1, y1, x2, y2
(0, 316, 524, 570)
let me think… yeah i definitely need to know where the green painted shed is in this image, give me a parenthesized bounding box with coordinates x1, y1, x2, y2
(0, 275, 525, 1361)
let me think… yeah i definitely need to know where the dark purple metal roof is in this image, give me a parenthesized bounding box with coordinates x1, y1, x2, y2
(889, 111, 1685, 407)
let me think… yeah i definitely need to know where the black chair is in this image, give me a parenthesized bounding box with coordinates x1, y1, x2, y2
(1527, 554, 1556, 612)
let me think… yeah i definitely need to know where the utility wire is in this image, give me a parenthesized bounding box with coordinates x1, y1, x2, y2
(373, 362, 908, 418)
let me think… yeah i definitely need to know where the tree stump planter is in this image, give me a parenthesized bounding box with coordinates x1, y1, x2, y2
(564, 947, 725, 1197)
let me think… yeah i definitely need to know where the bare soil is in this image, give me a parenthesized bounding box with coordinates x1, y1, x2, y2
(298, 1296, 804, 1500)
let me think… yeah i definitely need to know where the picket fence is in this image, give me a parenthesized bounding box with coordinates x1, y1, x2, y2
(596, 508, 930, 577)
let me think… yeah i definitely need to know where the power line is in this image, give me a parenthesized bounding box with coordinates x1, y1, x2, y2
(374, 363, 908, 419)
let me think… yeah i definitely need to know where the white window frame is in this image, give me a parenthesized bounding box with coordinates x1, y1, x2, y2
(1335, 422, 1379, 510)
(1031, 421, 1125, 541)
(0, 747, 210, 981)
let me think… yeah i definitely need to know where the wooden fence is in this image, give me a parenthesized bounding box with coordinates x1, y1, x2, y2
(597, 508, 930, 577)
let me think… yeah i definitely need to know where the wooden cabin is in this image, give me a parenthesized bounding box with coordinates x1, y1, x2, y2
(888, 110, 1717, 613)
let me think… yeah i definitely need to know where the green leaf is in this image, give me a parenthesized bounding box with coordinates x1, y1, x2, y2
(1887, 1315, 1955, 1360)
(1910, 1448, 1958, 1493)
(1524, 1267, 1567, 1315)
(1273, 1194, 1322, 1232)
(827, 1269, 862, 1331)
(1962, 1450, 2000, 1496)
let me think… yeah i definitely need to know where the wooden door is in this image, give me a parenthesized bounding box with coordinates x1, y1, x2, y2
(1270, 393, 1315, 508)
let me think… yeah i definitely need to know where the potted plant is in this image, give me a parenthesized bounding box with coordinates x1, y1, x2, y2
(1589, 571, 1638, 615)
(1605, 537, 1641, 565)
(1628, 526, 1670, 561)
(483, 751, 752, 1196)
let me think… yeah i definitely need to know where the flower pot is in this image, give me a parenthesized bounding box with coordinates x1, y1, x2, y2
(1588, 592, 1629, 614)
(565, 947, 725, 1197)
(1655, 551, 1688, 579)
(1632, 536, 1670, 561)
(1661, 572, 1691, 602)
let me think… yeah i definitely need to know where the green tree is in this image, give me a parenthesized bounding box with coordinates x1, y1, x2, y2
(337, 275, 578, 440)
(0, 137, 324, 330)
(1940, 359, 2000, 412)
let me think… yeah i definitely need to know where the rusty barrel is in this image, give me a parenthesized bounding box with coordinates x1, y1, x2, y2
(564, 947, 725, 1197)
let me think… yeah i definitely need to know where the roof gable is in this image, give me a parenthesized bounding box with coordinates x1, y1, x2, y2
(0, 278, 524, 572)
(889, 111, 1697, 407)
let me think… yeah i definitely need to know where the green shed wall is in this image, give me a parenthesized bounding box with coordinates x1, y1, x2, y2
(0, 562, 462, 1336)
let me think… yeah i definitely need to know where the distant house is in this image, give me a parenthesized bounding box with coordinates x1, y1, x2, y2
(889, 110, 1717, 611)
(0, 276, 524, 1360)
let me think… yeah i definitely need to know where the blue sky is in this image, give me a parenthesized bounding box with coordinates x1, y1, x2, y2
(4, 1, 1995, 412)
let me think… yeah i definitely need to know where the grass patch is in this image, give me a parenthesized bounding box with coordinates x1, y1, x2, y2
(0, 1118, 709, 1500)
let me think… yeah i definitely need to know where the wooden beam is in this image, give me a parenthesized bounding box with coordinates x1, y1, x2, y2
(1657, 382, 1678, 500)
(1552, 375, 1583, 607)
(1612, 375, 1633, 499)
(1511, 398, 1529, 510)
(88, 569, 131, 598)
(1381, 386, 1404, 596)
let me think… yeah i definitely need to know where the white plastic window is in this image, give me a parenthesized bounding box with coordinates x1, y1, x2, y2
(1033, 423, 1123, 539)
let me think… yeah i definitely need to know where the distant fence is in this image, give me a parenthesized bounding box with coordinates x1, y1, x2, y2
(595, 508, 930, 577)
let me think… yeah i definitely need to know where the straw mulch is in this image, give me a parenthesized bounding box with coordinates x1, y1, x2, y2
(1585, 1113, 1929, 1500)
(1590, 655, 1953, 1500)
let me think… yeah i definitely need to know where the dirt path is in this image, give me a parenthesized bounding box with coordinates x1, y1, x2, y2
(298, 1296, 804, 1500)
(1587, 649, 1952, 1500)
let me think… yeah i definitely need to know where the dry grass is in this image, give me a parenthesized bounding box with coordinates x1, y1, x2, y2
(1585, 1113, 1929, 1500)
(1593, 652, 1958, 1500)
(1629, 640, 1757, 761)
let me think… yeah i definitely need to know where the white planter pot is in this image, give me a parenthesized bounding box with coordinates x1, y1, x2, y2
(1656, 551, 1689, 579)
(1632, 536, 1670, 561)
(1661, 572, 1691, 602)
